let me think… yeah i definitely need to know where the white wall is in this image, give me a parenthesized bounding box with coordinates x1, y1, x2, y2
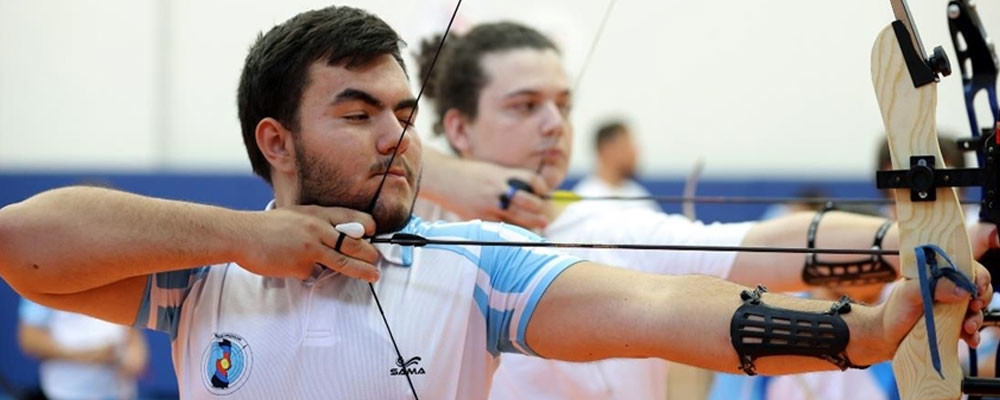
(1, 0, 997, 178)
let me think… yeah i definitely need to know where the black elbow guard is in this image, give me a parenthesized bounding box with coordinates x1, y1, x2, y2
(729, 285, 869, 375)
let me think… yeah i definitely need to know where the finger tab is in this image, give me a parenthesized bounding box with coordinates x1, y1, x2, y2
(335, 222, 366, 239)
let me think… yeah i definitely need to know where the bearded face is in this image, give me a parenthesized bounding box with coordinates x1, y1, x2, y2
(295, 136, 420, 234)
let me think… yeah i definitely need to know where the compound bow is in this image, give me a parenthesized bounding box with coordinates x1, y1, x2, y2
(946, 1, 1000, 397)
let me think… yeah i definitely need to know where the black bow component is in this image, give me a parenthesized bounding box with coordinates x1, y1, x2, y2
(945, 1, 1000, 398)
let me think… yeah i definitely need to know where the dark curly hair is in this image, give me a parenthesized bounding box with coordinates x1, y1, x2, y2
(237, 6, 406, 184)
(416, 22, 558, 137)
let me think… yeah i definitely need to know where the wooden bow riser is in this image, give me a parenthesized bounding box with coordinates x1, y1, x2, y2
(872, 23, 975, 400)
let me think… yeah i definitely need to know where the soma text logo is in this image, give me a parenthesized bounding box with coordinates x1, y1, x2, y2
(390, 356, 426, 376)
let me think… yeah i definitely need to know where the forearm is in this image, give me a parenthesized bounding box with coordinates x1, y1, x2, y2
(18, 324, 110, 364)
(728, 211, 899, 292)
(119, 329, 148, 376)
(527, 263, 888, 374)
(418, 147, 465, 212)
(19, 324, 69, 359)
(0, 186, 251, 295)
(126, 330, 148, 365)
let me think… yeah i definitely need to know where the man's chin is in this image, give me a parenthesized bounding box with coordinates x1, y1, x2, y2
(374, 177, 421, 234)
(375, 209, 412, 234)
(372, 196, 416, 234)
(541, 167, 567, 191)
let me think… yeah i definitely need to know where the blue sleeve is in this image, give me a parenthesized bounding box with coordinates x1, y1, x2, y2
(479, 224, 582, 356)
(422, 220, 582, 356)
(18, 298, 54, 327)
(134, 266, 210, 338)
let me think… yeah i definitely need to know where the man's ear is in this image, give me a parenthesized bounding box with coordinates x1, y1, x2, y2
(255, 117, 297, 177)
(442, 109, 473, 156)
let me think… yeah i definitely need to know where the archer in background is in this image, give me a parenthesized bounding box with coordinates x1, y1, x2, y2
(572, 119, 660, 212)
(18, 299, 148, 399)
(16, 180, 149, 400)
(411, 20, 995, 400)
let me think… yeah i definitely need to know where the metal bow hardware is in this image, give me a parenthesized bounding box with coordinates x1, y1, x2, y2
(949, 0, 1000, 244)
(944, 1, 1000, 398)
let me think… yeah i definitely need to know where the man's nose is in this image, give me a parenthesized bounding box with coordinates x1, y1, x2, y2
(539, 101, 567, 138)
(376, 115, 413, 155)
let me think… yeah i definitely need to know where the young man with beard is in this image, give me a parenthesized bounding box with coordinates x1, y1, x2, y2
(411, 21, 998, 399)
(0, 7, 992, 400)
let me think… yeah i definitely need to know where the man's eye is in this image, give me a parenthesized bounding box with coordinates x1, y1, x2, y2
(558, 102, 572, 116)
(398, 119, 414, 128)
(344, 114, 369, 121)
(513, 101, 538, 113)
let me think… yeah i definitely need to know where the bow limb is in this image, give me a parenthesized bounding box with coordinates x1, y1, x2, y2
(871, 5, 974, 399)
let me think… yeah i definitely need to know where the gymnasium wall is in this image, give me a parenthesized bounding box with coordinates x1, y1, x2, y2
(1, 0, 998, 177)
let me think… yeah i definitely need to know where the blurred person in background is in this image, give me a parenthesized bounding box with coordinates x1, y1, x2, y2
(19, 299, 147, 400)
(572, 120, 660, 211)
(15, 180, 148, 400)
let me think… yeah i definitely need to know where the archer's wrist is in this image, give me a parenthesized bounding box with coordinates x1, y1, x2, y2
(844, 303, 892, 366)
(226, 209, 267, 266)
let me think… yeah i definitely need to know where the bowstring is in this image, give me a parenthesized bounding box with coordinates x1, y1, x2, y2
(364, 1, 463, 398)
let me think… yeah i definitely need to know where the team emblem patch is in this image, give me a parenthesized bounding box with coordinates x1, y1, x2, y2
(202, 333, 253, 395)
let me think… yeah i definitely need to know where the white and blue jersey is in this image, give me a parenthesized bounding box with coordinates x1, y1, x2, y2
(415, 199, 754, 400)
(488, 201, 753, 400)
(134, 214, 582, 399)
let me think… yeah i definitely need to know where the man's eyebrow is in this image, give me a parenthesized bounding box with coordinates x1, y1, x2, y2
(332, 88, 383, 108)
(333, 89, 417, 113)
(394, 98, 418, 111)
(503, 88, 541, 99)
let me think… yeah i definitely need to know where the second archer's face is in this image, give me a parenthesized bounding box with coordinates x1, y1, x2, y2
(449, 48, 573, 189)
(293, 55, 423, 233)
